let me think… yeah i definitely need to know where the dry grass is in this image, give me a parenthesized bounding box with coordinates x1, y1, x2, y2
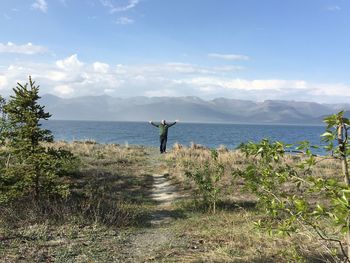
(166, 143, 344, 185)
(160, 207, 340, 262)
(0, 141, 157, 262)
(158, 143, 345, 262)
(0, 141, 346, 262)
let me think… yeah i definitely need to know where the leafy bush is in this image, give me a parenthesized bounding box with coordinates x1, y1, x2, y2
(184, 149, 224, 213)
(235, 111, 350, 261)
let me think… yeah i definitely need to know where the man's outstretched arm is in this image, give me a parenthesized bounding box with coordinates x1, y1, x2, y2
(167, 120, 179, 127)
(149, 121, 159, 127)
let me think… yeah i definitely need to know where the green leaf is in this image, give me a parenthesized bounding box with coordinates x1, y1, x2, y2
(321, 131, 333, 137)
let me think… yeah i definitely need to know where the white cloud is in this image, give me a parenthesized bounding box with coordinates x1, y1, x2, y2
(0, 42, 48, 55)
(0, 55, 349, 103)
(208, 53, 250, 61)
(54, 85, 74, 96)
(145, 89, 181, 97)
(0, 75, 8, 90)
(115, 62, 242, 77)
(32, 0, 48, 13)
(183, 78, 309, 92)
(116, 16, 134, 25)
(46, 71, 67, 81)
(56, 54, 83, 70)
(311, 83, 349, 96)
(3, 13, 11, 20)
(100, 0, 139, 13)
(104, 88, 115, 94)
(327, 5, 341, 11)
(59, 0, 67, 6)
(93, 62, 110, 73)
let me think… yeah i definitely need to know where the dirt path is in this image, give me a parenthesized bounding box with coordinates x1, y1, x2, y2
(150, 173, 180, 225)
(118, 151, 186, 262)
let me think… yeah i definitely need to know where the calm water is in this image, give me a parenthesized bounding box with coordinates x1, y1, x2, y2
(42, 120, 326, 151)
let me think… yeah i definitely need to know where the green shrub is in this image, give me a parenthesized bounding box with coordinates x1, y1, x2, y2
(185, 149, 224, 213)
(235, 111, 350, 261)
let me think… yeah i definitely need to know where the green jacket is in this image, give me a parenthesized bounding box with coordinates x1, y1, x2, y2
(150, 121, 177, 137)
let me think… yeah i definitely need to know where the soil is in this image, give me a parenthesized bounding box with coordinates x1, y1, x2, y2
(116, 150, 188, 262)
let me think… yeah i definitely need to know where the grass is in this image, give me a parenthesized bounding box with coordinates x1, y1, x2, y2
(0, 141, 346, 262)
(160, 143, 345, 262)
(0, 141, 158, 262)
(156, 200, 339, 262)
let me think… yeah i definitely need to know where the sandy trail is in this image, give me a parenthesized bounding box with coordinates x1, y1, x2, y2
(118, 153, 186, 262)
(151, 174, 178, 205)
(150, 173, 180, 225)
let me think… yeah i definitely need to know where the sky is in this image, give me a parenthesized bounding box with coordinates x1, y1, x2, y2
(0, 0, 350, 103)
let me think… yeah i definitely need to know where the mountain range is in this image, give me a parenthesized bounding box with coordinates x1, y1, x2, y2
(39, 94, 350, 124)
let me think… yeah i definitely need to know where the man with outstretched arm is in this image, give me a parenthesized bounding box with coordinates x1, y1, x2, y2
(149, 119, 178, 154)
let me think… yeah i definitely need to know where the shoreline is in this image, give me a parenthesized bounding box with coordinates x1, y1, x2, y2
(45, 118, 326, 127)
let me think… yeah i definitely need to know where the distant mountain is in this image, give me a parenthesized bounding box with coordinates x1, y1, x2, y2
(39, 94, 350, 124)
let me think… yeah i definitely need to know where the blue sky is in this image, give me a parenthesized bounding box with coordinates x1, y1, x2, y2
(0, 0, 349, 103)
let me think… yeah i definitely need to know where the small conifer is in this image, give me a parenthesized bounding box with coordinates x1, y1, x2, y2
(1, 77, 71, 202)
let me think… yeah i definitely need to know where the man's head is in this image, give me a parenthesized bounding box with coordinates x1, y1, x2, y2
(161, 119, 166, 125)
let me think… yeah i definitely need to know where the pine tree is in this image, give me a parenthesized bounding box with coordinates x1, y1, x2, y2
(0, 95, 7, 145)
(1, 76, 70, 202)
(4, 76, 53, 155)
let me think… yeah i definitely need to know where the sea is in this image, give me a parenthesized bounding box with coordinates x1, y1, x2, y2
(42, 120, 327, 153)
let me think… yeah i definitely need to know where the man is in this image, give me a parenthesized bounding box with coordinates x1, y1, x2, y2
(149, 119, 178, 153)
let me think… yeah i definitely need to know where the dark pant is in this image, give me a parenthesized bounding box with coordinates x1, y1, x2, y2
(160, 135, 167, 153)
